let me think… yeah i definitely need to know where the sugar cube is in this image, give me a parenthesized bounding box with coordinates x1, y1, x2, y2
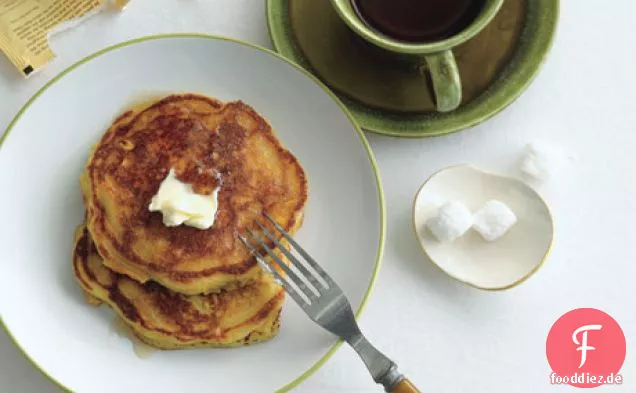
(425, 201, 473, 243)
(520, 142, 564, 181)
(473, 200, 518, 242)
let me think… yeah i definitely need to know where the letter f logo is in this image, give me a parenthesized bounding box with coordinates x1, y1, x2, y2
(572, 324, 603, 368)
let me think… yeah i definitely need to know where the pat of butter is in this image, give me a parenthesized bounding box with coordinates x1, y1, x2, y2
(149, 169, 219, 230)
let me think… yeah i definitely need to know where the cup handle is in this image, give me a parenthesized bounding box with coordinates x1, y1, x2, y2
(423, 50, 462, 112)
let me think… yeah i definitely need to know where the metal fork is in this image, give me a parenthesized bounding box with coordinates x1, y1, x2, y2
(238, 214, 420, 393)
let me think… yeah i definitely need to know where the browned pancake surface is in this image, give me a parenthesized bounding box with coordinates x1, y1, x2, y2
(73, 226, 284, 348)
(83, 94, 307, 294)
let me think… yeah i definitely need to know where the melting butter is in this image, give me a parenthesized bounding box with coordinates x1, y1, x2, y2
(149, 168, 220, 230)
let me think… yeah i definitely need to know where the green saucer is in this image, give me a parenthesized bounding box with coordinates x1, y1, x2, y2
(267, 0, 558, 137)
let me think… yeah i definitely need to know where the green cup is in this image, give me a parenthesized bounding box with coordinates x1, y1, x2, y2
(330, 0, 504, 112)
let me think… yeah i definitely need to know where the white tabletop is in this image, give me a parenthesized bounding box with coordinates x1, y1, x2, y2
(1, 1, 635, 392)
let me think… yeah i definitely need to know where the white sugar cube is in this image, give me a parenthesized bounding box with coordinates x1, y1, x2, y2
(426, 201, 473, 243)
(473, 200, 518, 242)
(520, 142, 564, 181)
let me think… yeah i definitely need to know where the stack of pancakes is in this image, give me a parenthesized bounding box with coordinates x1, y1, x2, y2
(73, 94, 308, 349)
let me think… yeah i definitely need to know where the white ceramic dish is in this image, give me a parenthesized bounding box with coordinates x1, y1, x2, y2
(0, 35, 385, 393)
(413, 165, 553, 290)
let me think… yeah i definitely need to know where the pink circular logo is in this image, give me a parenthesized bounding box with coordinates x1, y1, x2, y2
(546, 308, 626, 388)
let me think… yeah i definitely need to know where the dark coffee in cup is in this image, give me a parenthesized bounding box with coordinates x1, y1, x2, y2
(351, 0, 485, 43)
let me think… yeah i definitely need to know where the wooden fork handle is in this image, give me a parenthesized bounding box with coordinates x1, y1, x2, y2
(391, 378, 421, 393)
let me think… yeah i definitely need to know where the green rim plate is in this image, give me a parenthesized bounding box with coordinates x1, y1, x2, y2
(267, 0, 559, 137)
(0, 33, 386, 393)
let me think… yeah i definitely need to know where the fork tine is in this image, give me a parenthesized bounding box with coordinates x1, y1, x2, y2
(237, 234, 309, 307)
(264, 213, 335, 287)
(254, 221, 327, 292)
(245, 229, 318, 301)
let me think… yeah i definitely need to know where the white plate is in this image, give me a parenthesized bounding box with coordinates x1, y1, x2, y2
(413, 165, 553, 290)
(0, 35, 385, 393)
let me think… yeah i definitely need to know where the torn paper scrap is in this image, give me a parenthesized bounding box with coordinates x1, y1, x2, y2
(0, 0, 128, 77)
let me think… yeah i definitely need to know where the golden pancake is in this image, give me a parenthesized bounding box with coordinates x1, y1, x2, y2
(72, 226, 284, 349)
(82, 94, 307, 294)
